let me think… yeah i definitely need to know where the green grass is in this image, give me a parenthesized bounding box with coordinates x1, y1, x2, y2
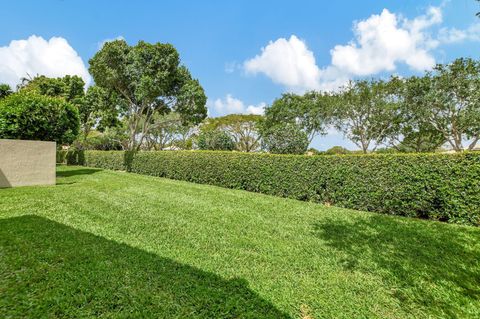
(1, 166, 479, 318)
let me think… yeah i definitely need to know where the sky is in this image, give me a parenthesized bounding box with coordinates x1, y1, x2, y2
(0, 0, 479, 150)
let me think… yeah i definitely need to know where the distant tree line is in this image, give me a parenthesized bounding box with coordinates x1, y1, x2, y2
(263, 58, 480, 153)
(1, 42, 479, 155)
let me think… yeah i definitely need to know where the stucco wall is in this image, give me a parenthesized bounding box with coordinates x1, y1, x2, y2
(0, 139, 56, 188)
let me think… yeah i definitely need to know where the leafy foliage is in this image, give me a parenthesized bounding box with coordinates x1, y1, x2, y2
(0, 84, 13, 99)
(79, 85, 124, 139)
(82, 129, 127, 151)
(395, 127, 445, 152)
(401, 58, 480, 151)
(16, 75, 122, 141)
(263, 91, 332, 142)
(325, 146, 350, 155)
(19, 75, 85, 103)
(202, 114, 262, 152)
(333, 79, 401, 153)
(0, 92, 79, 144)
(197, 130, 235, 151)
(89, 39, 207, 150)
(261, 123, 309, 154)
(144, 112, 192, 150)
(71, 151, 480, 226)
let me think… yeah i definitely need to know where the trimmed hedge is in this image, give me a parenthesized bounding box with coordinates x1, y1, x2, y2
(66, 150, 480, 226)
(83, 150, 126, 171)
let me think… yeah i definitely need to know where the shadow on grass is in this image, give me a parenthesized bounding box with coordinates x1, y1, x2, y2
(313, 215, 480, 317)
(56, 168, 102, 178)
(0, 216, 290, 318)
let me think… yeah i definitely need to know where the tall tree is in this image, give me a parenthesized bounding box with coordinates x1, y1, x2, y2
(383, 78, 446, 152)
(89, 40, 207, 150)
(403, 58, 480, 151)
(333, 79, 401, 153)
(263, 91, 332, 142)
(80, 85, 124, 139)
(202, 114, 263, 152)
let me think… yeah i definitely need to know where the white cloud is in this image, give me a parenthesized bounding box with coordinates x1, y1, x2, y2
(0, 35, 91, 88)
(243, 6, 477, 92)
(244, 35, 321, 92)
(246, 102, 266, 115)
(331, 7, 441, 76)
(211, 94, 265, 115)
(438, 23, 480, 44)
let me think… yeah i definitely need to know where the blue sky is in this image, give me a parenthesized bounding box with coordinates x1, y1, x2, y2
(1, 0, 479, 150)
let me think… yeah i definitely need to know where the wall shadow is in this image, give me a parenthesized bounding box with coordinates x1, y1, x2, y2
(313, 215, 480, 317)
(0, 168, 11, 188)
(0, 215, 290, 318)
(56, 168, 102, 178)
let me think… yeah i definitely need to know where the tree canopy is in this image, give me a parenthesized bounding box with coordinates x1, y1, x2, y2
(263, 91, 332, 142)
(0, 92, 80, 144)
(402, 58, 480, 151)
(332, 79, 401, 153)
(89, 39, 207, 150)
(261, 123, 309, 155)
(197, 129, 235, 151)
(202, 114, 263, 152)
(19, 75, 85, 103)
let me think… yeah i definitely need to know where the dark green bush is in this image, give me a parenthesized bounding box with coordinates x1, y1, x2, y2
(84, 150, 127, 171)
(0, 92, 80, 144)
(325, 146, 350, 155)
(261, 123, 309, 154)
(65, 149, 85, 165)
(197, 130, 235, 151)
(56, 150, 68, 164)
(73, 150, 480, 226)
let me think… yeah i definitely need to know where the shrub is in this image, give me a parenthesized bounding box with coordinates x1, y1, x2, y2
(325, 146, 350, 155)
(82, 134, 124, 151)
(375, 147, 398, 154)
(70, 150, 480, 226)
(83, 150, 125, 170)
(65, 148, 85, 165)
(261, 123, 309, 154)
(56, 150, 68, 164)
(0, 92, 80, 144)
(197, 130, 235, 151)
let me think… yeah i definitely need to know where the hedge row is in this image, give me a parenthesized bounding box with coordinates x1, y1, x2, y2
(66, 150, 480, 226)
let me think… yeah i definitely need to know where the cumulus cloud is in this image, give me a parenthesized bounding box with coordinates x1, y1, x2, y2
(0, 35, 91, 88)
(211, 94, 265, 115)
(331, 7, 442, 75)
(243, 6, 479, 92)
(244, 35, 321, 92)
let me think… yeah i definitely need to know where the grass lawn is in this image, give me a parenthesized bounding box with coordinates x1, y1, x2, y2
(1, 166, 479, 318)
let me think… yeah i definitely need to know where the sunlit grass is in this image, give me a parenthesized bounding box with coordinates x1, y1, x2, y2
(1, 166, 479, 318)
